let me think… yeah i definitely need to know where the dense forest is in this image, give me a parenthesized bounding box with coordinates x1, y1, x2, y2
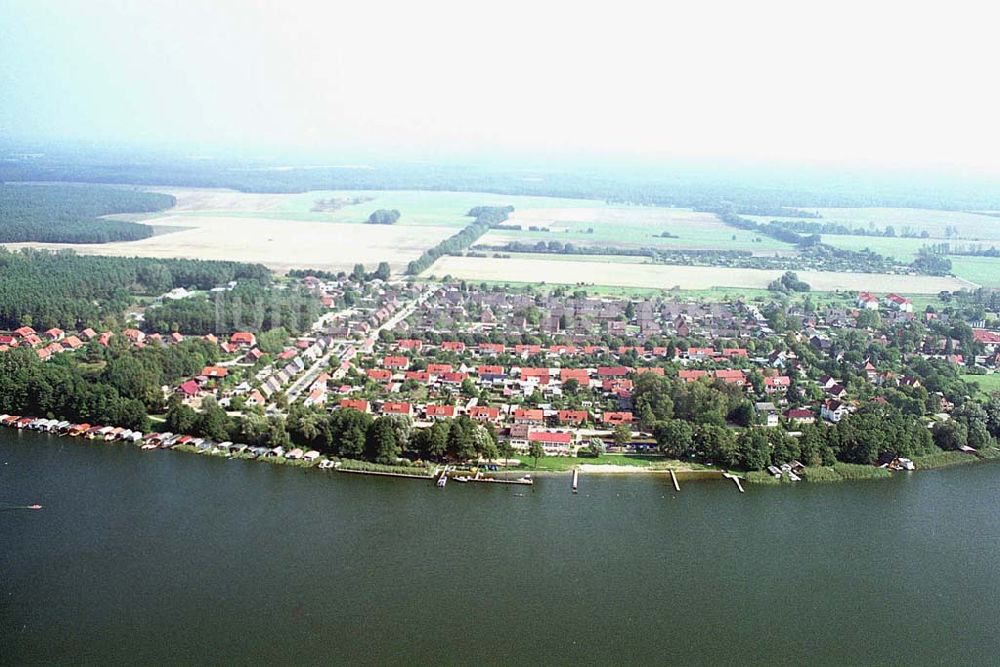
(144, 283, 322, 334)
(0, 248, 271, 330)
(0, 183, 173, 243)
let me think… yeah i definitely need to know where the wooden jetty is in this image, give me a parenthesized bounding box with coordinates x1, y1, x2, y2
(572, 468, 579, 493)
(669, 469, 680, 492)
(722, 472, 745, 493)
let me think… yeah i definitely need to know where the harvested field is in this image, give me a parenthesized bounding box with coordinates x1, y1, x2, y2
(484, 207, 791, 251)
(156, 188, 608, 227)
(425, 255, 977, 293)
(3, 215, 456, 273)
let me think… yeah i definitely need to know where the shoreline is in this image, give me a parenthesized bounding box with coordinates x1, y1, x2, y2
(2, 415, 997, 487)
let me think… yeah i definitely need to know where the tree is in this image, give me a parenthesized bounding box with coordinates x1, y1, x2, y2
(612, 423, 632, 448)
(195, 397, 232, 441)
(374, 262, 391, 281)
(365, 417, 400, 464)
(529, 440, 544, 468)
(736, 429, 772, 471)
(165, 396, 198, 434)
(653, 419, 693, 458)
(352, 263, 366, 281)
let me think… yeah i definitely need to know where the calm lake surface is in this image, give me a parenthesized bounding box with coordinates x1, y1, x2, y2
(3, 430, 1000, 665)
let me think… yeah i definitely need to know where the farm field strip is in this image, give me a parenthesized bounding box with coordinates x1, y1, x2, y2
(746, 207, 1000, 241)
(3, 215, 457, 273)
(425, 255, 977, 294)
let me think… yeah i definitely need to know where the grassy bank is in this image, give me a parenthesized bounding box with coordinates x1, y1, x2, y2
(512, 453, 714, 473)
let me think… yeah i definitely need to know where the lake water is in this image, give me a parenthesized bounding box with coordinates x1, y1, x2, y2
(3, 430, 1000, 665)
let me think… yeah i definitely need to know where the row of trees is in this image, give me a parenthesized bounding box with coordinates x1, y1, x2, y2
(0, 184, 173, 243)
(406, 206, 514, 274)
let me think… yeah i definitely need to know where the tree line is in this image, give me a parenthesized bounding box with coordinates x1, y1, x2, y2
(406, 206, 514, 275)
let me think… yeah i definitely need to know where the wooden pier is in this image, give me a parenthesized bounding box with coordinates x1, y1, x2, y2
(722, 472, 745, 493)
(669, 469, 680, 492)
(572, 469, 579, 493)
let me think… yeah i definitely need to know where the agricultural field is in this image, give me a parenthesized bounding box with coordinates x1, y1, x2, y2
(747, 207, 1000, 241)
(155, 188, 608, 228)
(948, 256, 1000, 288)
(3, 215, 458, 273)
(425, 255, 974, 294)
(4, 188, 617, 273)
(481, 207, 793, 252)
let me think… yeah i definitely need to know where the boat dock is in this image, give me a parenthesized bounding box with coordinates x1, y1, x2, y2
(670, 469, 680, 492)
(722, 472, 745, 493)
(572, 469, 579, 493)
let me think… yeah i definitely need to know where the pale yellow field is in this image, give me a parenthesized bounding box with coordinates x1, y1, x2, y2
(4, 214, 455, 273)
(425, 256, 977, 294)
(150, 187, 293, 213)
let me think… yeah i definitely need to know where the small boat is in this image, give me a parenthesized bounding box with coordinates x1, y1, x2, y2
(454, 475, 469, 483)
(318, 460, 336, 470)
(436, 475, 448, 488)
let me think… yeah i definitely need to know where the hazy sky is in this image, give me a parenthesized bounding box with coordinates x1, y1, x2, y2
(1, 0, 997, 171)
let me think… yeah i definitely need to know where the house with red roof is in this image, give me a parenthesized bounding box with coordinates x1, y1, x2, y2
(61, 335, 84, 350)
(560, 368, 590, 385)
(714, 369, 746, 386)
(598, 365, 629, 378)
(784, 408, 815, 424)
(526, 430, 575, 455)
(367, 368, 393, 382)
(426, 363, 454, 375)
(857, 292, 879, 310)
(44, 328, 64, 341)
(764, 376, 791, 394)
(201, 366, 229, 379)
(557, 410, 589, 426)
(441, 341, 465, 352)
(478, 343, 505, 355)
(383, 355, 409, 370)
(885, 293, 913, 312)
(602, 412, 634, 426)
(381, 401, 412, 416)
(230, 332, 257, 347)
(123, 329, 145, 344)
(339, 398, 371, 413)
(14, 326, 35, 338)
(514, 408, 544, 425)
(397, 339, 423, 351)
(468, 406, 501, 422)
(424, 404, 457, 419)
(177, 380, 201, 397)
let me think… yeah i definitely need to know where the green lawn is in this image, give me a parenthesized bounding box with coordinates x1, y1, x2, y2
(515, 453, 675, 472)
(962, 374, 1000, 396)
